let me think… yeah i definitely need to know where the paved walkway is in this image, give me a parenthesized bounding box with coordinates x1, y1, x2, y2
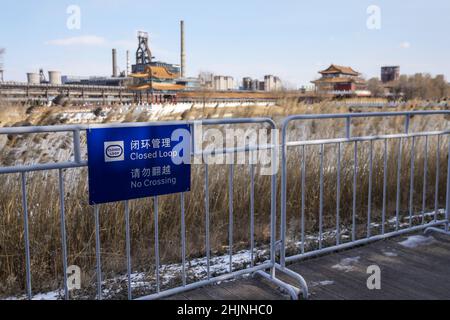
(167, 232, 450, 300)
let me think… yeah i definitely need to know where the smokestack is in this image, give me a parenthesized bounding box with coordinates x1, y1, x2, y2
(112, 48, 118, 77)
(126, 50, 131, 77)
(180, 20, 186, 78)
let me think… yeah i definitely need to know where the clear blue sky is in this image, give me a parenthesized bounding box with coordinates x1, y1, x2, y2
(1, 0, 449, 87)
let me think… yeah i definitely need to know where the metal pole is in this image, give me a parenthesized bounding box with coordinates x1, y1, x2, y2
(21, 172, 32, 300)
(270, 128, 278, 274)
(445, 139, 450, 232)
(336, 143, 341, 246)
(94, 205, 102, 300)
(382, 139, 388, 234)
(395, 138, 403, 231)
(73, 130, 82, 164)
(409, 137, 416, 228)
(319, 144, 324, 249)
(154, 196, 160, 293)
(422, 136, 429, 224)
(125, 201, 132, 300)
(367, 140, 373, 238)
(181, 193, 187, 286)
(228, 164, 234, 273)
(434, 136, 441, 223)
(352, 142, 358, 241)
(301, 145, 306, 254)
(204, 164, 211, 279)
(280, 125, 288, 268)
(58, 169, 69, 300)
(250, 164, 255, 267)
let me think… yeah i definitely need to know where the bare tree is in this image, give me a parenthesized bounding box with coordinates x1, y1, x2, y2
(367, 77, 384, 97)
(390, 73, 449, 101)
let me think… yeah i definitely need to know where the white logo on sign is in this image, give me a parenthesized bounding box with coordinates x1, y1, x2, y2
(104, 141, 125, 162)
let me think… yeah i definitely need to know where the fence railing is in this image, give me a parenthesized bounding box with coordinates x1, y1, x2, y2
(280, 111, 450, 268)
(1, 111, 449, 300)
(0, 118, 306, 301)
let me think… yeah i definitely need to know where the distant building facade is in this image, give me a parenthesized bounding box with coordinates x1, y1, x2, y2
(214, 76, 234, 91)
(264, 75, 282, 91)
(62, 75, 128, 86)
(312, 64, 367, 93)
(381, 66, 400, 83)
(242, 75, 282, 91)
(242, 77, 252, 90)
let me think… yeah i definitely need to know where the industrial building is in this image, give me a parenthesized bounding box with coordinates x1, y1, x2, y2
(27, 70, 62, 85)
(0, 48, 4, 82)
(0, 21, 282, 105)
(126, 28, 187, 103)
(62, 76, 128, 86)
(242, 75, 282, 92)
(381, 66, 400, 83)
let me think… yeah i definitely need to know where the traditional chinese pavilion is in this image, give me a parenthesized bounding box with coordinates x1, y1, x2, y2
(312, 64, 366, 93)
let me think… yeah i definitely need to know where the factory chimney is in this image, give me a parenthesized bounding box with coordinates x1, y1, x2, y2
(112, 48, 118, 77)
(180, 20, 186, 78)
(126, 50, 131, 77)
(0, 48, 4, 82)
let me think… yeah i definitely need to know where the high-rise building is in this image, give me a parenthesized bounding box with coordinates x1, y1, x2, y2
(213, 76, 234, 91)
(242, 77, 252, 90)
(381, 66, 400, 83)
(242, 75, 282, 91)
(264, 75, 282, 91)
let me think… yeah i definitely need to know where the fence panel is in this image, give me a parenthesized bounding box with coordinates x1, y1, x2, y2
(0, 118, 305, 300)
(280, 111, 450, 267)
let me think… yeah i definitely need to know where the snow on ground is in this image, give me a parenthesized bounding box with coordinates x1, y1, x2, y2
(331, 257, 361, 273)
(310, 280, 334, 287)
(5, 291, 61, 301)
(382, 251, 398, 257)
(5, 248, 269, 300)
(399, 235, 436, 249)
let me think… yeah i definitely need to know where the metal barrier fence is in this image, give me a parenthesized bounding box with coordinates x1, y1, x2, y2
(0, 118, 306, 300)
(280, 111, 450, 268)
(2, 110, 449, 300)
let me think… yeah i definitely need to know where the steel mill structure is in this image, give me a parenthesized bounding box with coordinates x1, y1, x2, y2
(0, 22, 283, 105)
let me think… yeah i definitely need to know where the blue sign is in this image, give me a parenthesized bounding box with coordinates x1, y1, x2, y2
(87, 124, 191, 205)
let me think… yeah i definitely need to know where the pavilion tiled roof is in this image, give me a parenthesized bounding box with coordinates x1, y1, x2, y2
(311, 76, 366, 84)
(319, 64, 360, 76)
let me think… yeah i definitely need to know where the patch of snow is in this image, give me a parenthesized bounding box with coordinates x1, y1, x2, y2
(6, 290, 61, 301)
(310, 280, 334, 287)
(332, 256, 360, 272)
(382, 251, 398, 257)
(399, 235, 435, 249)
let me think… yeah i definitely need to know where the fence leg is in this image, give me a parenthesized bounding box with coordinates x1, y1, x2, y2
(255, 125, 308, 300)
